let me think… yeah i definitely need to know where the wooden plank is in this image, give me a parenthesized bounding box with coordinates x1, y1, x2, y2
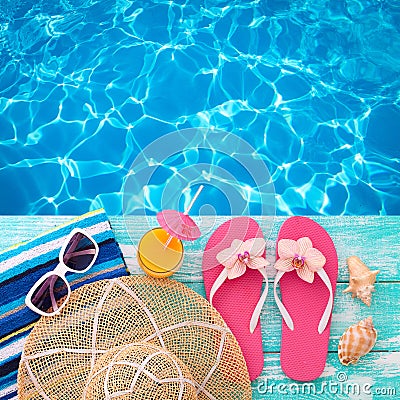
(0, 216, 72, 249)
(251, 352, 400, 400)
(1, 215, 399, 282)
(117, 216, 400, 282)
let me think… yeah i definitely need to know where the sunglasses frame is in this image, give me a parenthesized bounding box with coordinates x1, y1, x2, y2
(25, 228, 99, 317)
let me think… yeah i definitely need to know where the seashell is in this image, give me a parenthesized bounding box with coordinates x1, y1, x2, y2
(338, 316, 377, 366)
(342, 256, 380, 306)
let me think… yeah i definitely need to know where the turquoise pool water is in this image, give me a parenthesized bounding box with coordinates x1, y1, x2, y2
(0, 0, 399, 215)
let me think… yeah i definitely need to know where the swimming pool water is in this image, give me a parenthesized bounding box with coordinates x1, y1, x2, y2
(0, 0, 399, 216)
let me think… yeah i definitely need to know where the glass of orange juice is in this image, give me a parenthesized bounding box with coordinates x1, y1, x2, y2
(137, 227, 184, 278)
(137, 185, 204, 278)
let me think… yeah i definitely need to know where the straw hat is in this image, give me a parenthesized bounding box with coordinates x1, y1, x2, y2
(18, 276, 252, 399)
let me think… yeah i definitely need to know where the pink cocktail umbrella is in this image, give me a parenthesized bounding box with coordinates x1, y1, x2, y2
(157, 185, 203, 248)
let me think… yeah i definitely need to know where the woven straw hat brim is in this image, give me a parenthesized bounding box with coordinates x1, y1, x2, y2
(18, 276, 252, 400)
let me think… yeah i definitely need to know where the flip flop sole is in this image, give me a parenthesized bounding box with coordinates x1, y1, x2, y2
(276, 216, 338, 381)
(202, 217, 265, 381)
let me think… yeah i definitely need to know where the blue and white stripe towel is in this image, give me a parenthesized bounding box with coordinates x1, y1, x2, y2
(0, 209, 128, 400)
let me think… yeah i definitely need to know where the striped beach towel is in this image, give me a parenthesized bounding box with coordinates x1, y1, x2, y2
(0, 209, 128, 400)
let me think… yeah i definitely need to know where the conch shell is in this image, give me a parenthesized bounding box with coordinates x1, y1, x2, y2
(338, 316, 377, 365)
(342, 256, 380, 306)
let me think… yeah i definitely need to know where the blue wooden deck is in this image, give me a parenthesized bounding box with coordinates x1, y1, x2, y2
(1, 216, 399, 400)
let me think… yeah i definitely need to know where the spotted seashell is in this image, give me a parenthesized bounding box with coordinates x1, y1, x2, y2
(343, 256, 380, 306)
(338, 317, 377, 366)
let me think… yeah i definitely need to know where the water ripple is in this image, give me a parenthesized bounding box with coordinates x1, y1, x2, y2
(0, 0, 399, 215)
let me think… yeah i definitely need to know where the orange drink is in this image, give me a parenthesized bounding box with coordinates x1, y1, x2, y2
(137, 228, 183, 278)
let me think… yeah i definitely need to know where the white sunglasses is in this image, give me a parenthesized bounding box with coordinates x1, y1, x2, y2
(25, 228, 99, 317)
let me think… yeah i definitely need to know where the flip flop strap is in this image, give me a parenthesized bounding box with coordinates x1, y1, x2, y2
(209, 268, 268, 334)
(316, 269, 333, 334)
(274, 269, 333, 334)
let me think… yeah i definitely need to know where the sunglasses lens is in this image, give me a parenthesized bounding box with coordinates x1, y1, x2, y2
(30, 275, 68, 314)
(63, 232, 97, 271)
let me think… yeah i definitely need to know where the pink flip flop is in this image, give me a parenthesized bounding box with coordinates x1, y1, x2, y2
(273, 216, 338, 381)
(202, 217, 269, 381)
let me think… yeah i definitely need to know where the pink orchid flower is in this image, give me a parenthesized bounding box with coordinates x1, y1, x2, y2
(274, 237, 326, 283)
(216, 238, 269, 280)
